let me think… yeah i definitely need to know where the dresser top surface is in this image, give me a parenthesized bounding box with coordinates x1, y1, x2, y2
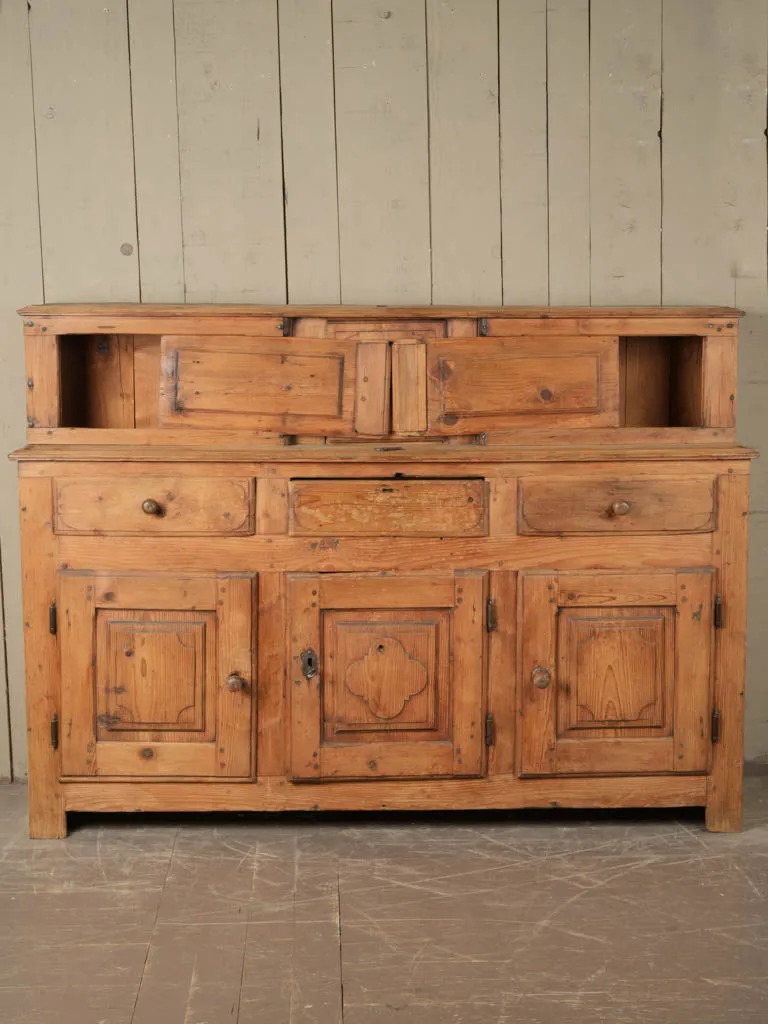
(18, 303, 744, 321)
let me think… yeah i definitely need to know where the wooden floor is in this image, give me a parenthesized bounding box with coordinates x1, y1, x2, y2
(1, 779, 767, 1023)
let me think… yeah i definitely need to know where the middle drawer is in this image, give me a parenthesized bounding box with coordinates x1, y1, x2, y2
(288, 478, 488, 536)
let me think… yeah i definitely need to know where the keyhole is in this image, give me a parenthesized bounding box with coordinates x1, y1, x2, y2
(377, 644, 385, 653)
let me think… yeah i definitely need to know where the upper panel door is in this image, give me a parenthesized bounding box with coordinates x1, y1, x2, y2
(159, 335, 391, 435)
(289, 572, 487, 781)
(519, 569, 715, 776)
(60, 573, 253, 777)
(416, 335, 619, 435)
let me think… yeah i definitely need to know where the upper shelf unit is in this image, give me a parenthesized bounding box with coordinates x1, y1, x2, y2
(19, 305, 743, 444)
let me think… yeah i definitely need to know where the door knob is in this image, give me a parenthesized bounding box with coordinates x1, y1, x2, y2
(225, 672, 247, 692)
(141, 498, 164, 516)
(531, 666, 552, 690)
(609, 500, 631, 517)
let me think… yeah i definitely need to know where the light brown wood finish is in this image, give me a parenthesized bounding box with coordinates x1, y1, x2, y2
(54, 477, 255, 535)
(707, 472, 749, 831)
(519, 570, 715, 776)
(18, 477, 65, 837)
(288, 478, 487, 537)
(12, 304, 752, 835)
(519, 476, 717, 534)
(425, 336, 620, 432)
(59, 573, 253, 778)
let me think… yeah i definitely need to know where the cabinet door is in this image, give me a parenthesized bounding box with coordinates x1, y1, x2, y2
(519, 570, 714, 775)
(289, 573, 487, 780)
(159, 335, 390, 435)
(60, 573, 253, 777)
(420, 335, 619, 434)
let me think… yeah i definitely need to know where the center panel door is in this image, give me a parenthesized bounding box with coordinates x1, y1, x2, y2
(518, 569, 715, 776)
(289, 573, 487, 780)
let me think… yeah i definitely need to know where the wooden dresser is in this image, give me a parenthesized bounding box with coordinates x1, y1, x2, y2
(12, 304, 753, 837)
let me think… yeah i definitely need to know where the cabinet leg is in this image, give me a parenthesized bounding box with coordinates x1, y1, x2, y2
(706, 471, 749, 834)
(28, 781, 67, 839)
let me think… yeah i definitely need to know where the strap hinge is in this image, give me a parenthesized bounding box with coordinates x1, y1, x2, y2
(714, 594, 723, 629)
(49, 601, 57, 636)
(486, 597, 497, 632)
(711, 707, 721, 744)
(484, 712, 495, 747)
(50, 713, 59, 751)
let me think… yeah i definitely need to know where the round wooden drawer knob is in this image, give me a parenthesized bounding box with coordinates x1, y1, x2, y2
(609, 500, 631, 517)
(225, 672, 247, 693)
(531, 666, 552, 690)
(141, 498, 164, 516)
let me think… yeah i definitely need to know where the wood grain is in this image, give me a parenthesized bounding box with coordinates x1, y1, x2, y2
(288, 478, 487, 537)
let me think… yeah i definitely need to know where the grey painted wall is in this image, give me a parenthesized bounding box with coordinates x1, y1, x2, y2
(1, 0, 767, 778)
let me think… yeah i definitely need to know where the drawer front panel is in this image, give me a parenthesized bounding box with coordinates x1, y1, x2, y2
(55, 478, 255, 535)
(519, 476, 717, 534)
(289, 478, 487, 536)
(425, 335, 619, 433)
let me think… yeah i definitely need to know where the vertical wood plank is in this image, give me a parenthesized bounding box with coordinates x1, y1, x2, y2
(674, 570, 714, 772)
(708, 473, 750, 831)
(333, 0, 431, 303)
(546, 0, 590, 304)
(133, 336, 161, 428)
(174, 0, 285, 302)
(84, 336, 135, 429)
(663, 0, 767, 305)
(19, 478, 65, 832)
(428, 0, 502, 303)
(392, 341, 427, 434)
(519, 573, 557, 776)
(29, 0, 139, 300)
(25, 336, 60, 428)
(452, 572, 486, 775)
(59, 574, 97, 779)
(589, 0, 662, 304)
(216, 575, 254, 778)
(128, 0, 185, 301)
(278, 0, 341, 303)
(256, 573, 286, 776)
(256, 478, 289, 536)
(354, 342, 391, 435)
(488, 570, 516, 776)
(288, 576, 322, 779)
(499, 0, 548, 303)
(0, 0, 44, 780)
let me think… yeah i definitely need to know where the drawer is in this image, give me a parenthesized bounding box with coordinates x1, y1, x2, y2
(54, 478, 255, 535)
(289, 478, 487, 536)
(519, 476, 717, 534)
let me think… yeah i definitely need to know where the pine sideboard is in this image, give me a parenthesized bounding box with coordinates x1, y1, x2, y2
(11, 304, 753, 837)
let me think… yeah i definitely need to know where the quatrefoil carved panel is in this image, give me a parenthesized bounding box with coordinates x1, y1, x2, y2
(344, 636, 429, 720)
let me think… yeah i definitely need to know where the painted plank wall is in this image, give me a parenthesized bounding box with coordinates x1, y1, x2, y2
(0, 0, 767, 775)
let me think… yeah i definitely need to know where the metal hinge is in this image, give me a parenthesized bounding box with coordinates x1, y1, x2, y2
(714, 594, 723, 629)
(486, 597, 497, 632)
(278, 317, 293, 337)
(711, 707, 721, 744)
(49, 601, 57, 636)
(484, 712, 495, 747)
(478, 317, 489, 336)
(50, 713, 59, 751)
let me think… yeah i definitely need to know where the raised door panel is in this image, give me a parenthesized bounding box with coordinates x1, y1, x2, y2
(423, 335, 620, 434)
(159, 335, 390, 435)
(519, 570, 714, 776)
(289, 572, 487, 780)
(60, 573, 253, 777)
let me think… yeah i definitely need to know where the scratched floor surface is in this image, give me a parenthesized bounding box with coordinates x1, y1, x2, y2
(0, 779, 767, 1024)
